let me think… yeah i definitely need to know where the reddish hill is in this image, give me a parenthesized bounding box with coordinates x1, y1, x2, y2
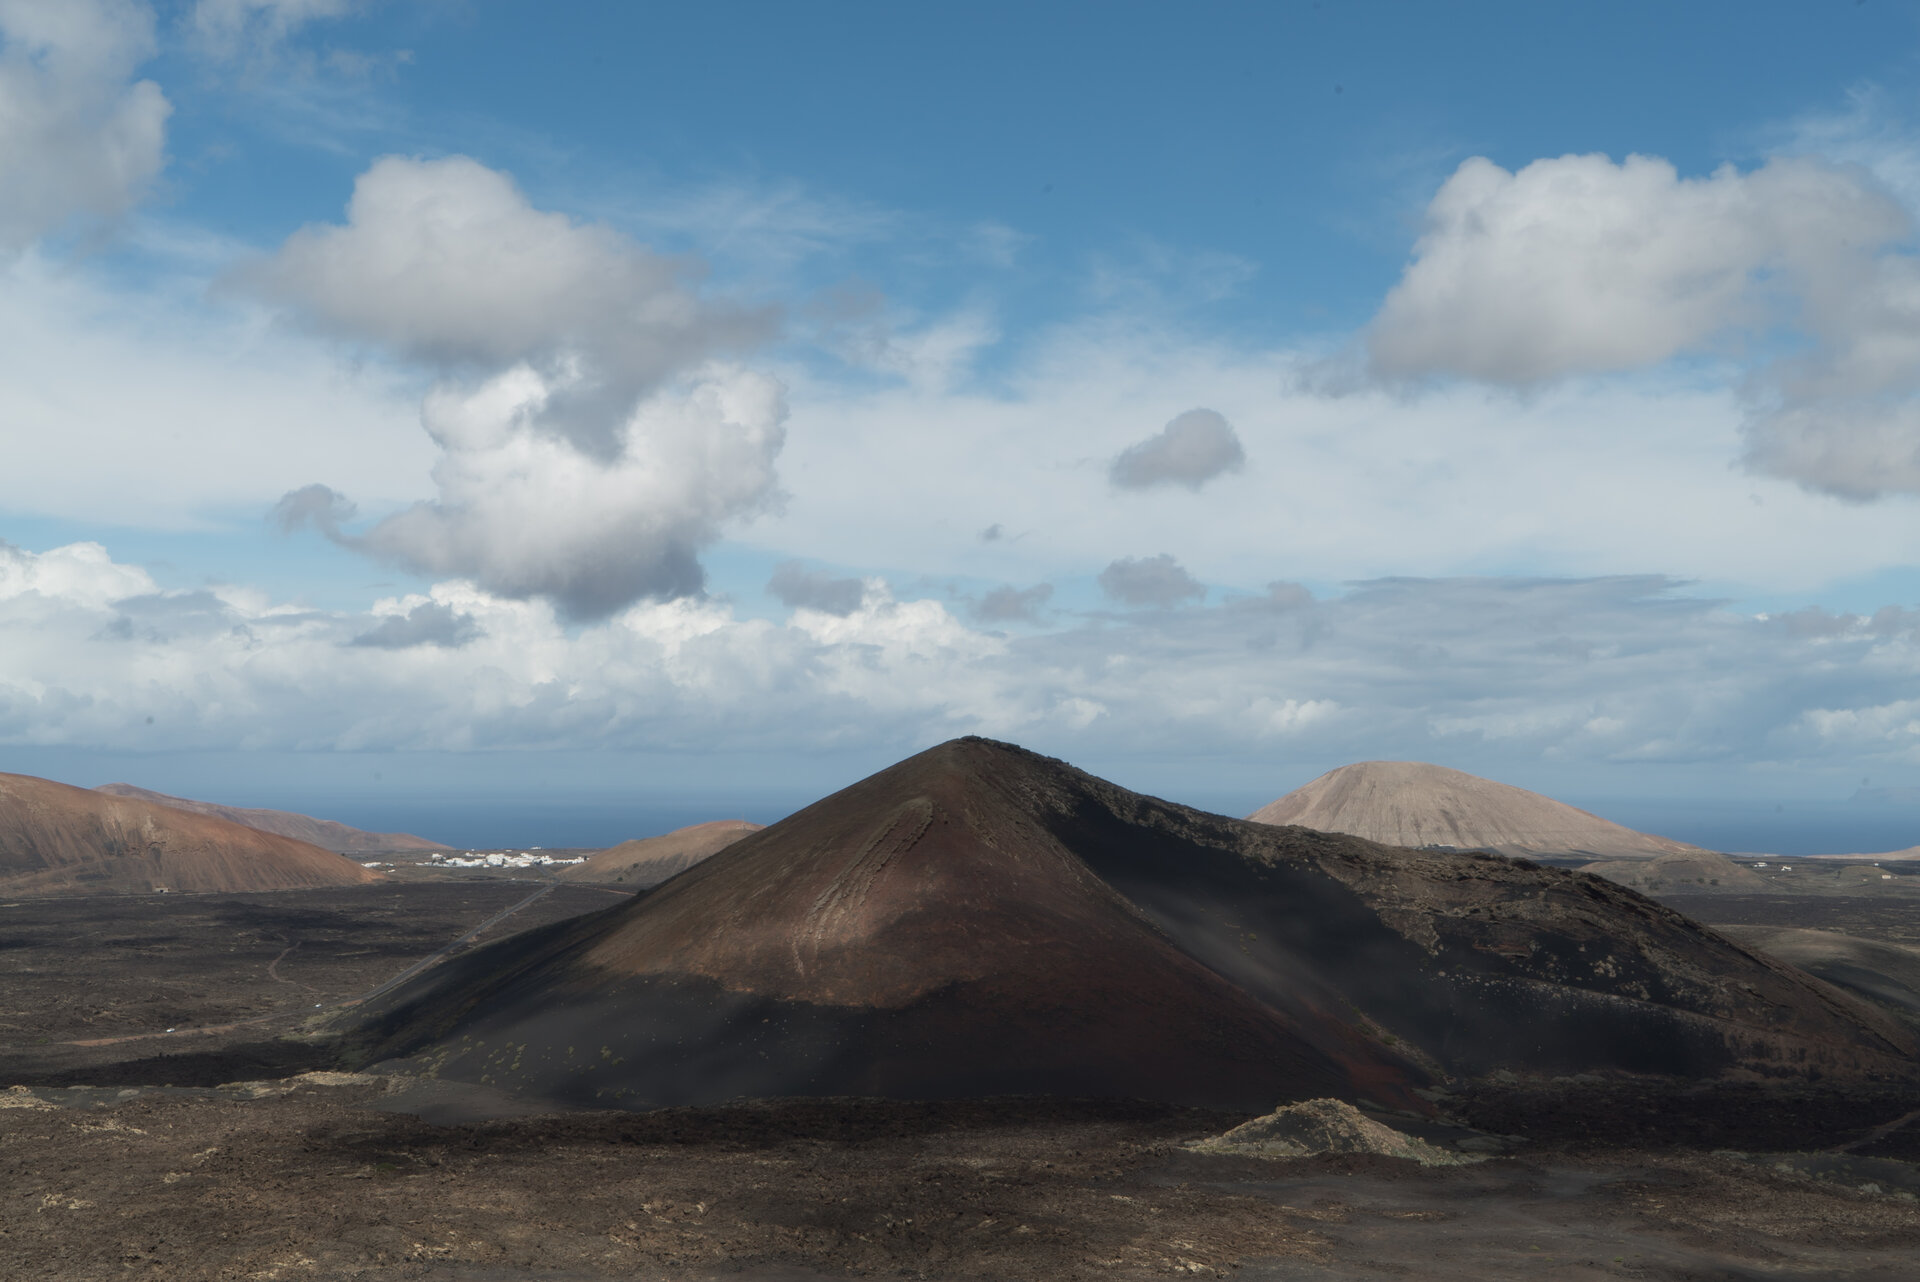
(1251, 760, 1703, 859)
(561, 820, 763, 888)
(0, 772, 385, 896)
(93, 783, 445, 853)
(345, 740, 1915, 1113)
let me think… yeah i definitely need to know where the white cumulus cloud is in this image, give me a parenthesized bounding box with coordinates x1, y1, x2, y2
(0, 0, 169, 252)
(244, 155, 773, 452)
(329, 364, 789, 620)
(252, 155, 787, 617)
(1363, 149, 1920, 502)
(1367, 152, 1901, 384)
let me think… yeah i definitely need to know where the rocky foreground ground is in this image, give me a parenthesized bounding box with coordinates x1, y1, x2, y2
(4, 1080, 1919, 1281)
(4, 876, 1918, 1280)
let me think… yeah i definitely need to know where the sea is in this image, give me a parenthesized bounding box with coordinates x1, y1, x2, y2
(313, 792, 1920, 857)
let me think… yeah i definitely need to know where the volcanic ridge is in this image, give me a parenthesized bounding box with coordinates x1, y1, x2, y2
(0, 772, 384, 896)
(561, 820, 763, 888)
(1251, 760, 1705, 859)
(344, 739, 1916, 1114)
(93, 783, 445, 853)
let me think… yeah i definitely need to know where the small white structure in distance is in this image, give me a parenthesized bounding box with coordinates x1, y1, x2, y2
(428, 850, 585, 869)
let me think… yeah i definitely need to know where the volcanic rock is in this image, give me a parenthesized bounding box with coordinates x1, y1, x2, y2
(1715, 926, 1920, 1029)
(0, 772, 384, 895)
(93, 783, 445, 853)
(1188, 1097, 1475, 1165)
(1251, 760, 1704, 859)
(344, 740, 1917, 1114)
(560, 820, 762, 888)
(1579, 850, 1771, 894)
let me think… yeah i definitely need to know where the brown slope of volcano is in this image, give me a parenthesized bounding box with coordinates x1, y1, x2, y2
(344, 740, 1916, 1115)
(559, 820, 762, 888)
(1251, 760, 1704, 859)
(93, 783, 445, 852)
(0, 773, 384, 895)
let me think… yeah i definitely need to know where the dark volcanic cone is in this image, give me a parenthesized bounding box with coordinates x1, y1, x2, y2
(345, 740, 1917, 1113)
(93, 783, 445, 853)
(0, 772, 384, 895)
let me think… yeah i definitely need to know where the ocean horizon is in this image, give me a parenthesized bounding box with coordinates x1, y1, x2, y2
(270, 791, 1920, 858)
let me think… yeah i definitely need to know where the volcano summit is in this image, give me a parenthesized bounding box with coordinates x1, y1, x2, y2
(345, 740, 1914, 1113)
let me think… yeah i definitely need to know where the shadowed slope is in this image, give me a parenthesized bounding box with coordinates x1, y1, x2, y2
(1715, 926, 1920, 1030)
(560, 820, 762, 888)
(345, 740, 1915, 1114)
(1252, 760, 1703, 859)
(0, 773, 384, 895)
(93, 784, 445, 853)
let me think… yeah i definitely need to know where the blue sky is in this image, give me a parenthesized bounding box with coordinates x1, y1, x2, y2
(6, 1, 1920, 849)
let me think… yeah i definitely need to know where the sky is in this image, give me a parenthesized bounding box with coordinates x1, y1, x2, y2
(6, 0, 1920, 850)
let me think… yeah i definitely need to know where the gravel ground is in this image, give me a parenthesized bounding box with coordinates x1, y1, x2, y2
(3, 1081, 1918, 1281)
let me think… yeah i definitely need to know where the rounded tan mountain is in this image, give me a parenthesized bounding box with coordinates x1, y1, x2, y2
(0, 772, 385, 895)
(92, 783, 445, 853)
(1250, 761, 1704, 859)
(560, 820, 763, 888)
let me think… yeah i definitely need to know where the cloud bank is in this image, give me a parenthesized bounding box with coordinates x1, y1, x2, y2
(8, 540, 1920, 785)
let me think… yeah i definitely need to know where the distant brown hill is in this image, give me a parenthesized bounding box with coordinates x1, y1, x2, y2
(344, 739, 1913, 1114)
(1250, 761, 1704, 859)
(1809, 846, 1920, 863)
(93, 784, 445, 853)
(0, 772, 384, 896)
(561, 820, 762, 888)
(1579, 850, 1770, 893)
